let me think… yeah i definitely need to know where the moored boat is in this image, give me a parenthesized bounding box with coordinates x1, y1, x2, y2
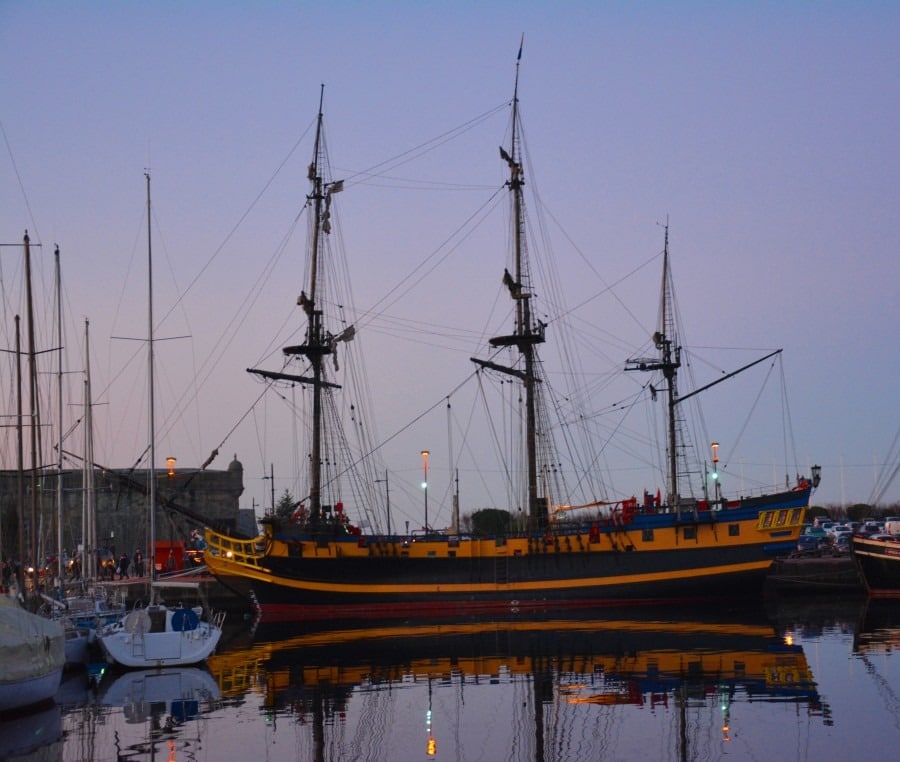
(850, 534, 900, 597)
(97, 582, 224, 669)
(97, 175, 224, 667)
(204, 54, 819, 621)
(0, 595, 65, 713)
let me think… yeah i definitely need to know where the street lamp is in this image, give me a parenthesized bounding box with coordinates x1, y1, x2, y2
(421, 450, 430, 533)
(711, 442, 720, 503)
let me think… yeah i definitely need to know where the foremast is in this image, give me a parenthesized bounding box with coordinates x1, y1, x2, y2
(248, 86, 343, 526)
(626, 227, 803, 509)
(625, 226, 682, 509)
(472, 46, 548, 531)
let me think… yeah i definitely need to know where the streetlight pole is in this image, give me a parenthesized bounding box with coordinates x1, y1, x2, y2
(262, 463, 275, 515)
(375, 469, 391, 536)
(421, 450, 430, 534)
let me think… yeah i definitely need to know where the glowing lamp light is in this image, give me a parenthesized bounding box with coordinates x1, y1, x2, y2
(427, 736, 437, 756)
(167, 456, 176, 477)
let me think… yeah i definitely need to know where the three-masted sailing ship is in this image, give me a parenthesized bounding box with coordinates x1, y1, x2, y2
(204, 62, 820, 622)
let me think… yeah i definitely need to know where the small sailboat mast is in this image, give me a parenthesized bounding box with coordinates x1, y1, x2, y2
(23, 232, 41, 578)
(55, 245, 64, 598)
(82, 319, 97, 579)
(472, 42, 548, 530)
(146, 171, 158, 582)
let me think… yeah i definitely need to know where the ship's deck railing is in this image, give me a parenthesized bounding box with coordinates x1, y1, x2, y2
(205, 531, 265, 567)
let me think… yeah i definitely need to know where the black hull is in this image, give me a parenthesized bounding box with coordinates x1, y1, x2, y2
(252, 542, 775, 620)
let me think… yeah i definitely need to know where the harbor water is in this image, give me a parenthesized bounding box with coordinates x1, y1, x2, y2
(3, 595, 898, 761)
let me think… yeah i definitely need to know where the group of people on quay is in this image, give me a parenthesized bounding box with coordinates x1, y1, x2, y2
(0, 546, 148, 594)
(0, 527, 209, 596)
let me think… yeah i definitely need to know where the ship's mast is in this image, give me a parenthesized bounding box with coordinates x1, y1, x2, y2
(249, 85, 342, 525)
(658, 226, 680, 507)
(626, 224, 682, 508)
(472, 43, 547, 529)
(303, 87, 329, 521)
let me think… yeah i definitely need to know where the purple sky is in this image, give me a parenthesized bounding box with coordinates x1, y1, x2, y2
(2, 3, 898, 532)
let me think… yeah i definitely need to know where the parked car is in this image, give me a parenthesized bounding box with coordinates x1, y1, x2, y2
(834, 535, 851, 553)
(796, 527, 830, 554)
(796, 534, 820, 554)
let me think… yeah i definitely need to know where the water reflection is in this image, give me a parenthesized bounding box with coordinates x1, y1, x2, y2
(0, 702, 62, 761)
(854, 599, 900, 655)
(44, 598, 900, 761)
(206, 607, 823, 761)
(49, 667, 221, 762)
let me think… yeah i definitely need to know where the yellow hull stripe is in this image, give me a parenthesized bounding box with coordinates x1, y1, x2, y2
(206, 555, 771, 596)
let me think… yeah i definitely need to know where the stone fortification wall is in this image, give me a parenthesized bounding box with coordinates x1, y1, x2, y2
(0, 457, 244, 565)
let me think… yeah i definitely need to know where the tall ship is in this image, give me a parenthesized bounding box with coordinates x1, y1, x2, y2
(204, 61, 820, 621)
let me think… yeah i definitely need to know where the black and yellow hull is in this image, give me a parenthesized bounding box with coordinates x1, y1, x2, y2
(851, 534, 900, 597)
(205, 488, 809, 621)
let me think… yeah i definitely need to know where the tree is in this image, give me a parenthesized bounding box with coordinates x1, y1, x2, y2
(470, 508, 512, 536)
(806, 505, 831, 522)
(275, 489, 297, 519)
(846, 503, 875, 522)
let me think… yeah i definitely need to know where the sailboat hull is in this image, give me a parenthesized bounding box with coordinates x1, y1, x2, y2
(206, 488, 809, 621)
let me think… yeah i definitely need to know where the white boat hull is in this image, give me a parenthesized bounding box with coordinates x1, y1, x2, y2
(98, 605, 222, 668)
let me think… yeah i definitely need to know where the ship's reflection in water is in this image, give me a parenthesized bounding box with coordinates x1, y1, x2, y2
(40, 598, 900, 760)
(205, 606, 825, 761)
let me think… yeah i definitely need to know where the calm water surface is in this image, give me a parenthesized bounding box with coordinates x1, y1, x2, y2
(3, 596, 898, 761)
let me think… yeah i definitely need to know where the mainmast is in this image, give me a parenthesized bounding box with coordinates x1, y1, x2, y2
(626, 225, 682, 508)
(249, 85, 343, 525)
(472, 42, 547, 530)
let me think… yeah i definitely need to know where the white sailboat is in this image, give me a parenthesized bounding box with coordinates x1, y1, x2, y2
(98, 174, 223, 668)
